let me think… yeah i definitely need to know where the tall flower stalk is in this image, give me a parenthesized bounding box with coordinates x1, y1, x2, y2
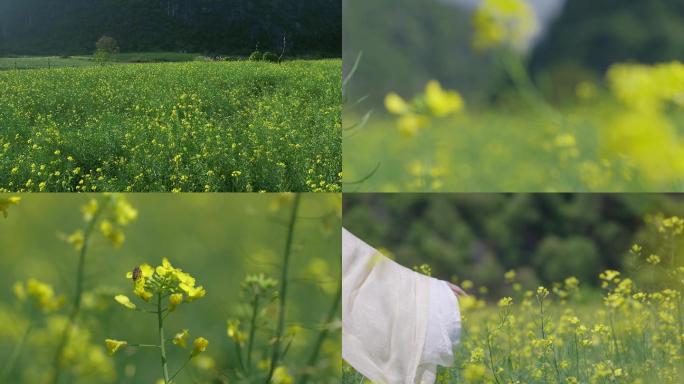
(266, 193, 301, 383)
(49, 195, 137, 384)
(49, 199, 107, 384)
(107, 258, 208, 384)
(3, 278, 64, 381)
(298, 284, 342, 384)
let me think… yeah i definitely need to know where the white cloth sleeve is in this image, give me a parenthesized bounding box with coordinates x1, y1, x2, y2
(415, 279, 462, 383)
(342, 228, 461, 384)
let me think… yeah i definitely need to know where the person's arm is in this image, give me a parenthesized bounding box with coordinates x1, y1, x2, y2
(446, 281, 467, 297)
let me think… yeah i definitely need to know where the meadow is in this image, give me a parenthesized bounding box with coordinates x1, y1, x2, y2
(0, 59, 341, 192)
(0, 193, 341, 384)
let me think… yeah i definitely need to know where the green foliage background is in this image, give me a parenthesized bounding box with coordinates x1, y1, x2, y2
(343, 0, 684, 108)
(343, 194, 684, 294)
(0, 193, 341, 383)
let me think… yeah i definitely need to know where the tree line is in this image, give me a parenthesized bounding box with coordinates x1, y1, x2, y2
(343, 194, 684, 293)
(0, 0, 341, 56)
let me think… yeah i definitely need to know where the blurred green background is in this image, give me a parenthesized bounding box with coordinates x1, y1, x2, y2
(343, 193, 684, 295)
(343, 0, 684, 108)
(0, 193, 341, 383)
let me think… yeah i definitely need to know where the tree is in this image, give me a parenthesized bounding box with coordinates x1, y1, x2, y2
(94, 35, 119, 64)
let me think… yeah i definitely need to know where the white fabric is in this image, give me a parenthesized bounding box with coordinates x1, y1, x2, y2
(342, 228, 461, 384)
(416, 279, 462, 383)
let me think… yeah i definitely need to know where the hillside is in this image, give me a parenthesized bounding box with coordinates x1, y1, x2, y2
(0, 0, 341, 56)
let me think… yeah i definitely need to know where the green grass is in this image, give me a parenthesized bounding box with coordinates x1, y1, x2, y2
(0, 52, 199, 70)
(343, 104, 684, 192)
(0, 59, 341, 192)
(0, 56, 95, 70)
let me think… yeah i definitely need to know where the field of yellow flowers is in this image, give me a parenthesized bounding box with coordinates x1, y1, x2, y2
(344, 62, 684, 192)
(342, 215, 684, 383)
(0, 193, 341, 383)
(0, 59, 341, 192)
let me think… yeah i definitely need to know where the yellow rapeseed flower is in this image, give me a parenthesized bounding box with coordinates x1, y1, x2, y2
(169, 293, 183, 312)
(384, 93, 410, 114)
(114, 294, 136, 310)
(105, 339, 127, 355)
(425, 80, 464, 117)
(191, 337, 209, 356)
(472, 0, 539, 52)
(173, 329, 189, 348)
(273, 366, 294, 384)
(0, 196, 21, 218)
(398, 114, 429, 138)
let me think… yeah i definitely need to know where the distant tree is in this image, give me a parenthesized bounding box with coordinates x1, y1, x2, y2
(94, 35, 120, 64)
(532, 0, 684, 74)
(248, 51, 262, 61)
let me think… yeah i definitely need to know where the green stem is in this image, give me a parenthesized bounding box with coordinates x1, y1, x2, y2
(574, 333, 580, 380)
(49, 200, 107, 384)
(297, 283, 342, 384)
(677, 295, 684, 361)
(158, 293, 171, 384)
(246, 295, 260, 372)
(168, 356, 192, 383)
(538, 296, 551, 381)
(129, 344, 160, 348)
(266, 193, 301, 384)
(485, 327, 502, 384)
(0, 322, 33, 380)
(608, 312, 621, 364)
(234, 336, 246, 373)
(499, 51, 556, 118)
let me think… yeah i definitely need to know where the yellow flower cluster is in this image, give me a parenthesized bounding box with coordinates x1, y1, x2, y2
(0, 196, 20, 218)
(13, 278, 64, 313)
(39, 316, 116, 382)
(608, 62, 684, 112)
(385, 80, 464, 138)
(472, 0, 539, 52)
(603, 61, 684, 183)
(118, 257, 206, 305)
(107, 255, 209, 383)
(65, 196, 138, 250)
(227, 319, 247, 344)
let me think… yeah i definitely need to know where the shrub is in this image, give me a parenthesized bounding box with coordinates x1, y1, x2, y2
(262, 51, 279, 62)
(261, 52, 278, 63)
(248, 51, 261, 61)
(533, 236, 601, 283)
